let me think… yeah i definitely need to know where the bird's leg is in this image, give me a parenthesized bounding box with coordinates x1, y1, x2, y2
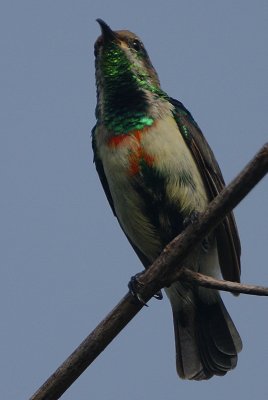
(128, 273, 163, 306)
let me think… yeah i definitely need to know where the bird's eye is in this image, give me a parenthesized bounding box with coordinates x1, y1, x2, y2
(132, 39, 142, 52)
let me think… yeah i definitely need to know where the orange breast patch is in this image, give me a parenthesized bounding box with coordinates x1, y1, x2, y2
(107, 125, 155, 175)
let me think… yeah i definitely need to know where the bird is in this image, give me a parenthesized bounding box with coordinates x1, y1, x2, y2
(92, 18, 242, 380)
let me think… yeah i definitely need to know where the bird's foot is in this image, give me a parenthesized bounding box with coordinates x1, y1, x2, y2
(183, 211, 210, 253)
(183, 211, 200, 227)
(154, 290, 163, 300)
(128, 273, 163, 306)
(128, 273, 148, 306)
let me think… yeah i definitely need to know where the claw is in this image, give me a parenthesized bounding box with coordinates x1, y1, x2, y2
(154, 290, 163, 300)
(183, 211, 211, 254)
(128, 273, 148, 307)
(183, 211, 200, 227)
(128, 273, 163, 305)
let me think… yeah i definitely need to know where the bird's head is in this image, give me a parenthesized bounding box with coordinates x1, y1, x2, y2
(94, 19, 169, 131)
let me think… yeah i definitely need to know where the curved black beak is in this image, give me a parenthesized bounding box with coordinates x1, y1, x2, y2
(96, 19, 118, 42)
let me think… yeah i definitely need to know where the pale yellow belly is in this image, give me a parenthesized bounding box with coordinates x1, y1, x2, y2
(98, 115, 208, 261)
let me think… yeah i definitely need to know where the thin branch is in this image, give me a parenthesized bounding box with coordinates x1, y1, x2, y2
(29, 143, 268, 400)
(178, 268, 268, 296)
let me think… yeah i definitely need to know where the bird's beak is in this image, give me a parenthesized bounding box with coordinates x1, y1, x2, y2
(96, 19, 118, 43)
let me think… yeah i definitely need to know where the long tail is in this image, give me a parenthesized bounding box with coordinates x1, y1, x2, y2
(166, 282, 242, 380)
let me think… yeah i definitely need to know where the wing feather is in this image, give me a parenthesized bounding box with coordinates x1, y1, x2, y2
(170, 98, 241, 282)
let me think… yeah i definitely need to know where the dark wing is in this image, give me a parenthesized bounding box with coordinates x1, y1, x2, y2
(170, 98, 241, 283)
(92, 125, 151, 268)
(92, 126, 116, 216)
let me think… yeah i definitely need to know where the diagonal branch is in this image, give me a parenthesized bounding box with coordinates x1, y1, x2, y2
(29, 143, 268, 400)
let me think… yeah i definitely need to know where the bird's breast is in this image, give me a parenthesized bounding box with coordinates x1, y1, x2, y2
(96, 114, 208, 261)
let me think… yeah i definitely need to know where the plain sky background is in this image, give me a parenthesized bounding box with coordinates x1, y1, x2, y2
(1, 1, 267, 399)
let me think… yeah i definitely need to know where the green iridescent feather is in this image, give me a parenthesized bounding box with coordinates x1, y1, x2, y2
(98, 42, 167, 133)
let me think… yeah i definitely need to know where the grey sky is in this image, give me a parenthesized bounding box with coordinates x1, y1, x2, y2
(1, 1, 267, 399)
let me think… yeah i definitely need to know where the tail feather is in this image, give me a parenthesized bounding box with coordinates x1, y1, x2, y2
(167, 283, 242, 380)
(197, 300, 238, 375)
(173, 304, 206, 379)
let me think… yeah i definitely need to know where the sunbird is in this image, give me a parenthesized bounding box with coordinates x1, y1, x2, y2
(92, 19, 242, 380)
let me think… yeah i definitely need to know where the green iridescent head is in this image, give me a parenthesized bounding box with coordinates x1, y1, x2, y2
(94, 19, 168, 133)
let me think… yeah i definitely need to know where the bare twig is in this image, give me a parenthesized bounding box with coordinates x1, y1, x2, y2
(29, 143, 268, 400)
(178, 268, 268, 296)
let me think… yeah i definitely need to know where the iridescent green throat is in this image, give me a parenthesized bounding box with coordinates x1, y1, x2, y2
(97, 42, 167, 134)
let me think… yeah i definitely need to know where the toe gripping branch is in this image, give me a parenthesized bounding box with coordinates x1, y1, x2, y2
(128, 272, 163, 307)
(183, 210, 200, 227)
(183, 210, 209, 252)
